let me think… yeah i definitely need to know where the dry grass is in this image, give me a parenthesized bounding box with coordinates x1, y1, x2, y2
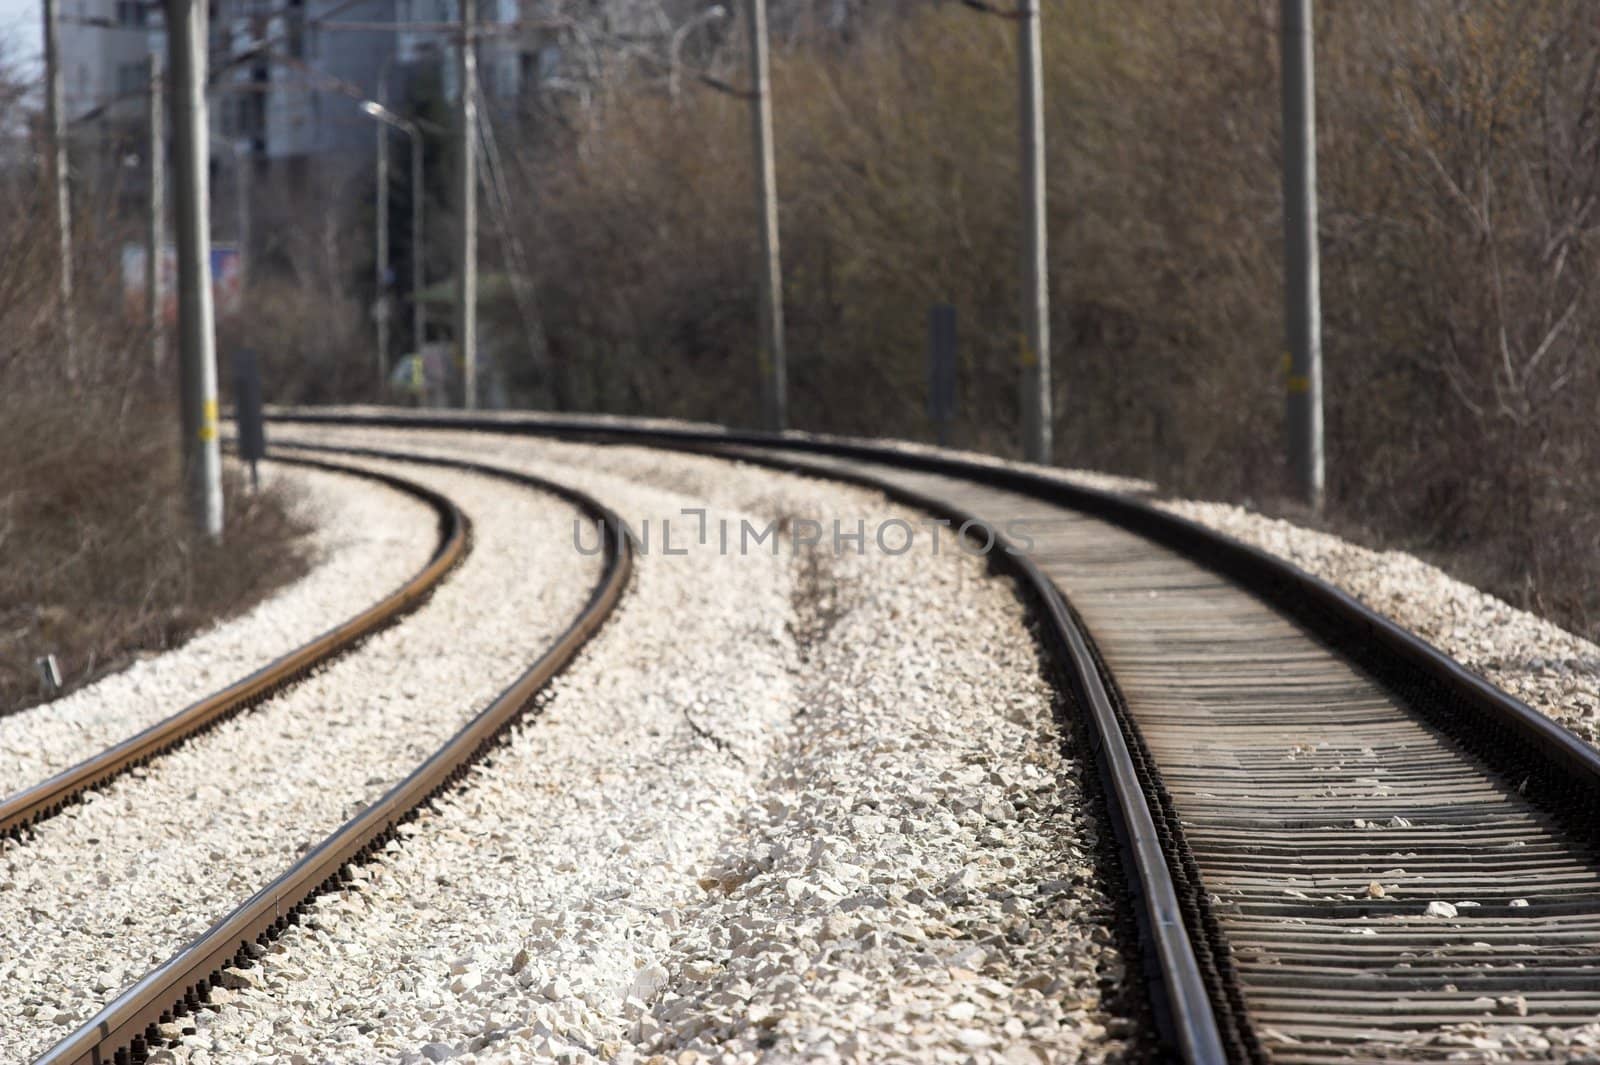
(0, 97, 314, 712)
(0, 385, 312, 713)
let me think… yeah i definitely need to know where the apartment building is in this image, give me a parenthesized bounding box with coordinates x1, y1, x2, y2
(57, 0, 153, 123)
(59, 0, 562, 169)
(204, 0, 399, 165)
(57, 0, 408, 167)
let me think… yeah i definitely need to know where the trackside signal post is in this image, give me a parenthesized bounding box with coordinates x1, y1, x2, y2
(234, 349, 266, 489)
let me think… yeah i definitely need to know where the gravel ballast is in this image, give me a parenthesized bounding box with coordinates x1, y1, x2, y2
(460, 405, 1600, 748)
(1, 457, 598, 1065)
(227, 418, 1600, 1062)
(299, 420, 1600, 752)
(0, 461, 439, 788)
(166, 428, 1137, 1065)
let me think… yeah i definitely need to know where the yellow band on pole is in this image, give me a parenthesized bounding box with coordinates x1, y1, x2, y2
(198, 398, 219, 441)
(1018, 333, 1037, 369)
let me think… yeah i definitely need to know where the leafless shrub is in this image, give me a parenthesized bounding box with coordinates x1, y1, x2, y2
(0, 58, 313, 711)
(497, 0, 1600, 637)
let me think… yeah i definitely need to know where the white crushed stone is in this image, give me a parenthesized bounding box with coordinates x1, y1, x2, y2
(1162, 499, 1600, 750)
(0, 461, 439, 787)
(1370, 1020, 1600, 1060)
(167, 430, 1136, 1064)
(0, 457, 598, 1065)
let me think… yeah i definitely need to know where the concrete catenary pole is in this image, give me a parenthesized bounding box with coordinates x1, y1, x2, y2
(147, 53, 165, 368)
(1017, 0, 1050, 465)
(42, 0, 77, 381)
(745, 0, 786, 432)
(168, 0, 224, 539)
(1280, 0, 1324, 511)
(375, 100, 391, 392)
(456, 0, 479, 409)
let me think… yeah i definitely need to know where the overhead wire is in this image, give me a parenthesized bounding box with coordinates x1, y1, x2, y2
(468, 62, 542, 350)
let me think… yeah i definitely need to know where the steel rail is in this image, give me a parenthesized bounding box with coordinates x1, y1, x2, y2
(34, 444, 632, 1065)
(266, 409, 1600, 822)
(686, 443, 1228, 1064)
(267, 407, 1600, 1062)
(0, 453, 470, 842)
(264, 413, 1226, 1061)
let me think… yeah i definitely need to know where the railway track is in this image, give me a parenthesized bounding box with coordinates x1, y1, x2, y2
(266, 412, 1600, 1064)
(0, 454, 468, 843)
(727, 447, 1600, 1064)
(31, 446, 631, 1065)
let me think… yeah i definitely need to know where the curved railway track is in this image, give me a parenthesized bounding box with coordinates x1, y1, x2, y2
(0, 454, 469, 843)
(265, 411, 1600, 1064)
(33, 445, 631, 1065)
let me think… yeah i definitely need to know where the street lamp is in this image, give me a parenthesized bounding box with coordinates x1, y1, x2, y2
(669, 6, 727, 104)
(360, 98, 425, 395)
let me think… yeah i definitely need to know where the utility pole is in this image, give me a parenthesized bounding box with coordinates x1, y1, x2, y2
(42, 0, 77, 381)
(168, 0, 224, 539)
(1017, 0, 1050, 464)
(375, 90, 392, 393)
(745, 0, 786, 432)
(411, 123, 425, 359)
(147, 53, 165, 369)
(456, 0, 479, 409)
(1280, 0, 1324, 511)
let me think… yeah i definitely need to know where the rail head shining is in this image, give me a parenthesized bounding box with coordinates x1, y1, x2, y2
(265, 406, 1600, 1062)
(0, 456, 469, 841)
(671, 441, 1229, 1064)
(33, 445, 631, 1065)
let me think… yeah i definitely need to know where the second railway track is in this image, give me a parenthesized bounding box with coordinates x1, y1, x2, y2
(26, 412, 1600, 1063)
(25, 446, 629, 1065)
(0, 454, 468, 841)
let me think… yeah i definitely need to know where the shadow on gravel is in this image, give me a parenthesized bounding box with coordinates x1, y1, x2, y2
(784, 530, 853, 667)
